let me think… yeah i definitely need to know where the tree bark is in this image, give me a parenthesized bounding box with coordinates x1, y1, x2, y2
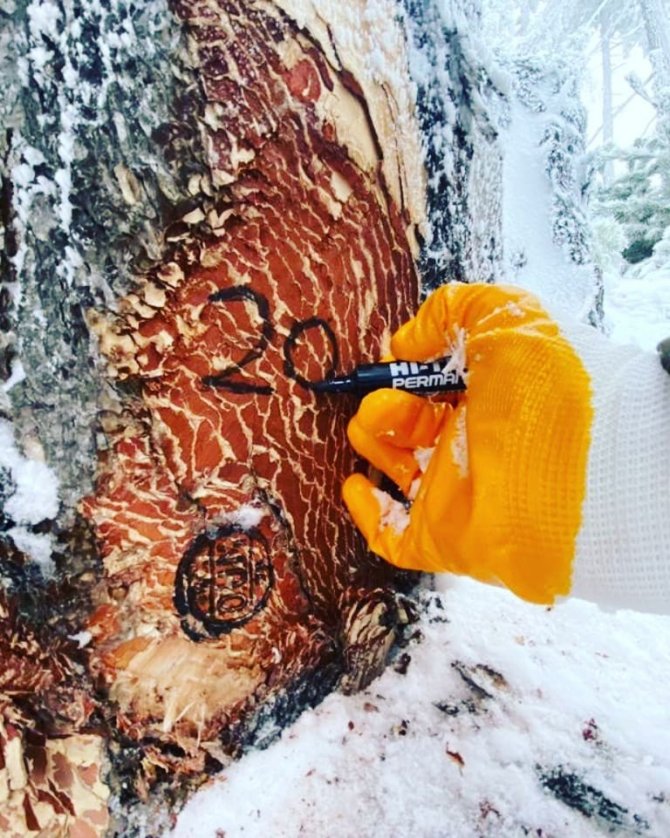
(0, 0, 502, 830)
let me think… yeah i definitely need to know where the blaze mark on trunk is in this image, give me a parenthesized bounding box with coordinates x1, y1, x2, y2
(81, 0, 420, 787)
(175, 526, 274, 640)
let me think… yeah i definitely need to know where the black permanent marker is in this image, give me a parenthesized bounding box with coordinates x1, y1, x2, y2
(312, 357, 466, 395)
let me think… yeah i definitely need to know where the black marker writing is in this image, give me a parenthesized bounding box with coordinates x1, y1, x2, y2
(174, 525, 274, 641)
(201, 285, 341, 395)
(283, 317, 339, 390)
(202, 286, 274, 395)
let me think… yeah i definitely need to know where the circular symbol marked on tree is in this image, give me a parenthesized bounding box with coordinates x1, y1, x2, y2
(174, 526, 274, 640)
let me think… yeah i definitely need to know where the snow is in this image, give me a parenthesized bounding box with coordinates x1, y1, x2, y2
(500, 98, 596, 320)
(0, 419, 59, 573)
(26, 0, 61, 38)
(450, 406, 468, 478)
(69, 630, 93, 648)
(443, 326, 467, 380)
(414, 446, 435, 473)
(372, 488, 410, 535)
(3, 0, 669, 833)
(224, 503, 266, 531)
(7, 527, 55, 570)
(174, 583, 670, 837)
(1, 356, 26, 392)
(0, 420, 59, 523)
(605, 268, 670, 351)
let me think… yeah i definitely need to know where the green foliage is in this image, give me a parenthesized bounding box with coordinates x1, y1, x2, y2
(623, 238, 656, 263)
(592, 132, 670, 264)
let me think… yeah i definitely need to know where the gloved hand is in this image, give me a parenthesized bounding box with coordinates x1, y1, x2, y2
(343, 283, 670, 613)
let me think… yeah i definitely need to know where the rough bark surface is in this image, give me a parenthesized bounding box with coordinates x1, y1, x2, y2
(81, 0, 420, 788)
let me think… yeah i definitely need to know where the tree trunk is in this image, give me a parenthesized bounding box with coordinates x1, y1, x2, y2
(601, 11, 615, 184)
(0, 0, 501, 831)
(638, 0, 670, 140)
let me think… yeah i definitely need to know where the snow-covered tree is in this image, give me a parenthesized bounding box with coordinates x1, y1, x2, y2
(594, 136, 670, 262)
(591, 0, 670, 267)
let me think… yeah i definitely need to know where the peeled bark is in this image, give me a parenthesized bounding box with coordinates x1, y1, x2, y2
(79, 0, 424, 788)
(0, 593, 108, 837)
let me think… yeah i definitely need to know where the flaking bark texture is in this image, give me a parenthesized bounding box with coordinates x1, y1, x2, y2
(0, 0, 503, 830)
(0, 592, 109, 836)
(80, 0, 421, 790)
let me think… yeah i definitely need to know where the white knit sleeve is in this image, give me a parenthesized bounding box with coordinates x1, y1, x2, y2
(561, 322, 670, 614)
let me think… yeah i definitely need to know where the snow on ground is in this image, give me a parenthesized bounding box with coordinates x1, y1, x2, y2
(604, 265, 670, 352)
(499, 97, 596, 321)
(173, 581, 670, 837)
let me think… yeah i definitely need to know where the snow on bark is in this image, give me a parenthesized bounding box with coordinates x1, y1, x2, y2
(400, 0, 505, 289)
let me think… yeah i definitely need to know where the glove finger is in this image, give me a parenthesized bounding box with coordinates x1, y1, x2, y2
(345, 400, 472, 576)
(343, 473, 435, 571)
(390, 283, 555, 362)
(342, 473, 408, 563)
(347, 390, 449, 495)
(347, 416, 419, 495)
(356, 389, 448, 447)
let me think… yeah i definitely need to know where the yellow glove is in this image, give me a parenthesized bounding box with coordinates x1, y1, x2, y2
(343, 282, 670, 611)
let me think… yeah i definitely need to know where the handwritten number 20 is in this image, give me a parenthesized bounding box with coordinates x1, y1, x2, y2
(201, 286, 339, 394)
